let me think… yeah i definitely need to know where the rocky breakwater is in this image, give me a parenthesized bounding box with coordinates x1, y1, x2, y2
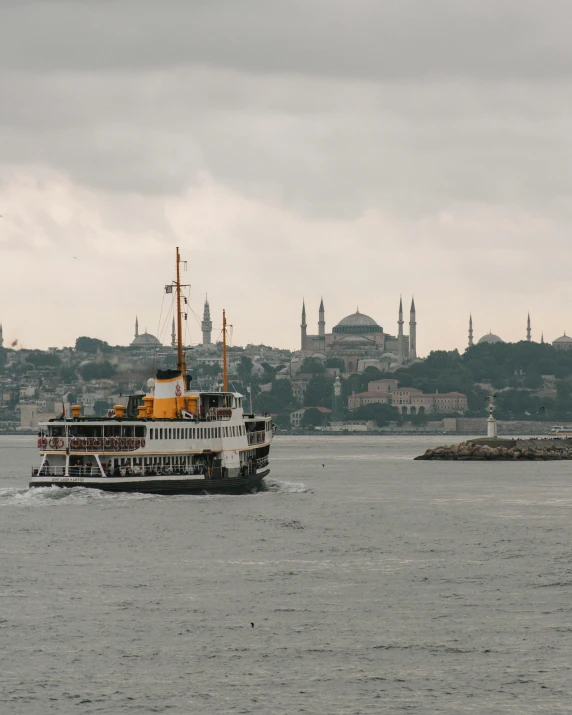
(415, 438, 572, 461)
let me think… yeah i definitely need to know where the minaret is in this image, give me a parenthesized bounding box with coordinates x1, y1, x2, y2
(468, 314, 474, 347)
(541, 332, 544, 344)
(409, 298, 417, 360)
(171, 317, 176, 348)
(301, 300, 307, 351)
(135, 316, 139, 338)
(318, 297, 325, 349)
(201, 296, 212, 345)
(0, 323, 3, 349)
(526, 313, 531, 342)
(397, 297, 404, 364)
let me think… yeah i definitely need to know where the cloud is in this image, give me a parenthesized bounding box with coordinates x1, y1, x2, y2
(1, 171, 571, 352)
(1, 0, 572, 81)
(1, 0, 571, 352)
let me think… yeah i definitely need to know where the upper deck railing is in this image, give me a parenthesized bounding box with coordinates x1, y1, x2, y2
(39, 437, 145, 452)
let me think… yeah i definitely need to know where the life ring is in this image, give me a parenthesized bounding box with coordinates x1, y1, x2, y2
(82, 438, 90, 448)
(120, 438, 126, 448)
(57, 438, 64, 449)
(42, 438, 48, 448)
(104, 437, 112, 448)
(135, 438, 141, 448)
(141, 438, 146, 448)
(71, 437, 80, 449)
(37, 438, 41, 448)
(127, 438, 134, 448)
(92, 438, 101, 449)
(113, 437, 121, 449)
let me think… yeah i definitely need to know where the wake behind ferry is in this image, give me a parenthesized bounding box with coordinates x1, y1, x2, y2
(29, 249, 275, 495)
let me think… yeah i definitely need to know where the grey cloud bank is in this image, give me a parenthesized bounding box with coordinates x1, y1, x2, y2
(1, 0, 571, 80)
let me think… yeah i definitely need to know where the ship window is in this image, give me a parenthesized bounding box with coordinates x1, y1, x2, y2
(168, 428, 172, 439)
(149, 429, 153, 440)
(176, 429, 180, 439)
(135, 426, 145, 438)
(232, 426, 236, 436)
(159, 428, 163, 439)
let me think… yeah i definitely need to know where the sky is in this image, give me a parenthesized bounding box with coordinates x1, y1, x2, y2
(1, 0, 572, 354)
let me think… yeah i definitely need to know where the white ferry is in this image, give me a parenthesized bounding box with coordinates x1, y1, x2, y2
(30, 249, 275, 495)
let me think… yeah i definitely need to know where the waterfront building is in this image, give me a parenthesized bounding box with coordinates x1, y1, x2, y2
(348, 378, 468, 415)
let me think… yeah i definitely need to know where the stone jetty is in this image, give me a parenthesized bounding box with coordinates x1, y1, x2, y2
(415, 438, 572, 461)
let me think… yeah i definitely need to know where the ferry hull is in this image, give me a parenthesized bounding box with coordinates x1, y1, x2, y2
(29, 470, 270, 495)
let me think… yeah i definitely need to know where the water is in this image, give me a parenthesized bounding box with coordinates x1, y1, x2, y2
(1, 434, 572, 714)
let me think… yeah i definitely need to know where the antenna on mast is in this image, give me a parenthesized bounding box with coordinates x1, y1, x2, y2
(222, 310, 232, 392)
(167, 247, 189, 383)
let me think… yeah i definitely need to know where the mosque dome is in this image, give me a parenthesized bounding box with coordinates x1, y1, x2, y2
(131, 332, 162, 348)
(333, 310, 382, 334)
(477, 332, 504, 345)
(553, 333, 572, 345)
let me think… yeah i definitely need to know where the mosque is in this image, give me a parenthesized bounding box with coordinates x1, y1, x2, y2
(129, 298, 214, 351)
(299, 298, 417, 372)
(467, 313, 572, 351)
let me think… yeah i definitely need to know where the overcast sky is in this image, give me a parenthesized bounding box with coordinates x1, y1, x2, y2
(1, 0, 572, 353)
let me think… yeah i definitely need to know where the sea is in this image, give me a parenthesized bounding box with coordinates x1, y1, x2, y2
(1, 434, 572, 714)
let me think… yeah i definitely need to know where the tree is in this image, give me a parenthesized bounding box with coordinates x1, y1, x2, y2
(79, 361, 115, 381)
(304, 375, 333, 408)
(25, 351, 61, 367)
(300, 357, 325, 374)
(352, 403, 399, 426)
(238, 356, 254, 380)
(301, 407, 327, 428)
(260, 362, 277, 380)
(524, 371, 543, 390)
(75, 336, 112, 354)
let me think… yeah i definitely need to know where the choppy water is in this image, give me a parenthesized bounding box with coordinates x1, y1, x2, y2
(2, 434, 572, 714)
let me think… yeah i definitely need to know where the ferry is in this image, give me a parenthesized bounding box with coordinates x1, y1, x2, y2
(29, 249, 276, 495)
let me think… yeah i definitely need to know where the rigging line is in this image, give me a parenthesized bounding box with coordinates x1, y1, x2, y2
(160, 299, 175, 341)
(151, 291, 168, 371)
(182, 287, 196, 346)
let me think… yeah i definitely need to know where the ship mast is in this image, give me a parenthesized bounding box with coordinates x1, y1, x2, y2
(222, 309, 228, 392)
(175, 247, 186, 379)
